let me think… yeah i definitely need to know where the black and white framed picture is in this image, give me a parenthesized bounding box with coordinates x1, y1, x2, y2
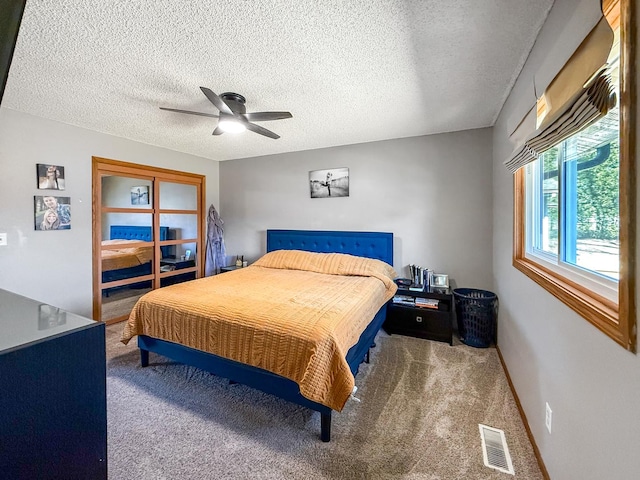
(131, 186, 149, 205)
(309, 167, 349, 198)
(36, 164, 65, 190)
(34, 195, 71, 230)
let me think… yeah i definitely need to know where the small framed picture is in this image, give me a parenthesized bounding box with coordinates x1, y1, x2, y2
(431, 273, 449, 288)
(131, 186, 149, 205)
(309, 167, 349, 198)
(34, 195, 71, 230)
(37, 164, 65, 190)
(184, 249, 192, 260)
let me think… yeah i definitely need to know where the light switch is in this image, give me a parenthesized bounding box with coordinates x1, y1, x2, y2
(0, 233, 7, 246)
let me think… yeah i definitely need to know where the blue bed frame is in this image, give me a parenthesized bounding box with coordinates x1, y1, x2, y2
(102, 226, 170, 286)
(137, 229, 394, 441)
(108, 225, 170, 258)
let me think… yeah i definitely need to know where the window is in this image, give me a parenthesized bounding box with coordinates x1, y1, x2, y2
(524, 104, 620, 298)
(513, 0, 636, 351)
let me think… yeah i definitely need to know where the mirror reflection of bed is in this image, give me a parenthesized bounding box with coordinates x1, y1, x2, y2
(101, 225, 173, 322)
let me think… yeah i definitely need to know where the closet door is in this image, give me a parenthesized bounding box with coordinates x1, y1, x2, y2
(93, 158, 205, 323)
(98, 174, 157, 323)
(157, 181, 200, 287)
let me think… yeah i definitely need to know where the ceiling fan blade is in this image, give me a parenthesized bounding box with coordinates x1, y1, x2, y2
(244, 111, 292, 122)
(245, 122, 280, 139)
(160, 107, 219, 118)
(200, 87, 234, 115)
(212, 125, 224, 136)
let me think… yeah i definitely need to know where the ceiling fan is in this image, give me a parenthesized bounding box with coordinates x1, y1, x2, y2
(160, 87, 292, 139)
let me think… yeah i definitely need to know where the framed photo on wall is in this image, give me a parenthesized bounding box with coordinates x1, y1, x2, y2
(309, 167, 349, 198)
(34, 195, 71, 230)
(36, 164, 65, 190)
(131, 186, 149, 205)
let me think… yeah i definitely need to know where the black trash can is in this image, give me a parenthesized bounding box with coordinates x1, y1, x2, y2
(453, 288, 498, 348)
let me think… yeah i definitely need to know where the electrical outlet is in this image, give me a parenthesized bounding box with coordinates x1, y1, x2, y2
(545, 402, 552, 433)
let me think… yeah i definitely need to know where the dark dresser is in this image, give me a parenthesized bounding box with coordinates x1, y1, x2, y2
(0, 289, 107, 479)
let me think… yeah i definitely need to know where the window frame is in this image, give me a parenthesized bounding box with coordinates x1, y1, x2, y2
(513, 0, 636, 352)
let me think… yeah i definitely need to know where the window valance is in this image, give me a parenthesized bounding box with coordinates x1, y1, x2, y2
(504, 15, 615, 173)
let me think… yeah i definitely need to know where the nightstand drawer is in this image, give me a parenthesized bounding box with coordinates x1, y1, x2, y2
(392, 306, 424, 325)
(384, 303, 453, 345)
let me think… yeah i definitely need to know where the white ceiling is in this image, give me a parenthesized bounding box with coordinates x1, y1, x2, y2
(4, 0, 554, 162)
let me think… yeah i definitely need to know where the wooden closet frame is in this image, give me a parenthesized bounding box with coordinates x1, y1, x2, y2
(92, 157, 206, 323)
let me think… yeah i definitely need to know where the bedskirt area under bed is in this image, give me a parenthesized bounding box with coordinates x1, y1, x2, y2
(136, 304, 388, 442)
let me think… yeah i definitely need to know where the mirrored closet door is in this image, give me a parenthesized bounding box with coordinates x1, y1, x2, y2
(93, 157, 205, 323)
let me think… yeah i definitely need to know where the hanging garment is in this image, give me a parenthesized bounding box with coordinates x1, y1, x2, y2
(204, 204, 226, 276)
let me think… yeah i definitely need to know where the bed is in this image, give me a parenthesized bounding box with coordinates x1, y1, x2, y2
(101, 226, 170, 285)
(121, 229, 396, 441)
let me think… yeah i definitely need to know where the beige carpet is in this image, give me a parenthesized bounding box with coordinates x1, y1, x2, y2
(106, 324, 542, 479)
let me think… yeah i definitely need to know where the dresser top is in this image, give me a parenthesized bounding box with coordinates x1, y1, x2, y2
(0, 289, 97, 352)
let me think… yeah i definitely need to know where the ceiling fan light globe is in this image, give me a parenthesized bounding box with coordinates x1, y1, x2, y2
(218, 118, 246, 134)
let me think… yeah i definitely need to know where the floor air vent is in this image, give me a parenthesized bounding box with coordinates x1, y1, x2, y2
(479, 424, 515, 475)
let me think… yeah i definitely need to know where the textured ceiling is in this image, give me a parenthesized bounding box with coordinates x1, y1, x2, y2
(4, 0, 553, 161)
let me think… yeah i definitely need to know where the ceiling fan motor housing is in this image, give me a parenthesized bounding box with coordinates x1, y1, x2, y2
(220, 92, 246, 114)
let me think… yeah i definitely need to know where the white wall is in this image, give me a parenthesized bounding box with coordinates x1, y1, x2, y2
(492, 1, 640, 479)
(220, 129, 494, 290)
(0, 108, 219, 317)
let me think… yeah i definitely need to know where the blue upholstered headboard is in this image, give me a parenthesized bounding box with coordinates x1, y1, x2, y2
(266, 230, 394, 266)
(109, 225, 170, 257)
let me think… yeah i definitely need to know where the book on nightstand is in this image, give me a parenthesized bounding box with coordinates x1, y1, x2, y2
(415, 297, 439, 309)
(392, 295, 415, 306)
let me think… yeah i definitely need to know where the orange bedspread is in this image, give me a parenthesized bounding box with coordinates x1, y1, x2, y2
(101, 239, 153, 271)
(122, 250, 397, 411)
